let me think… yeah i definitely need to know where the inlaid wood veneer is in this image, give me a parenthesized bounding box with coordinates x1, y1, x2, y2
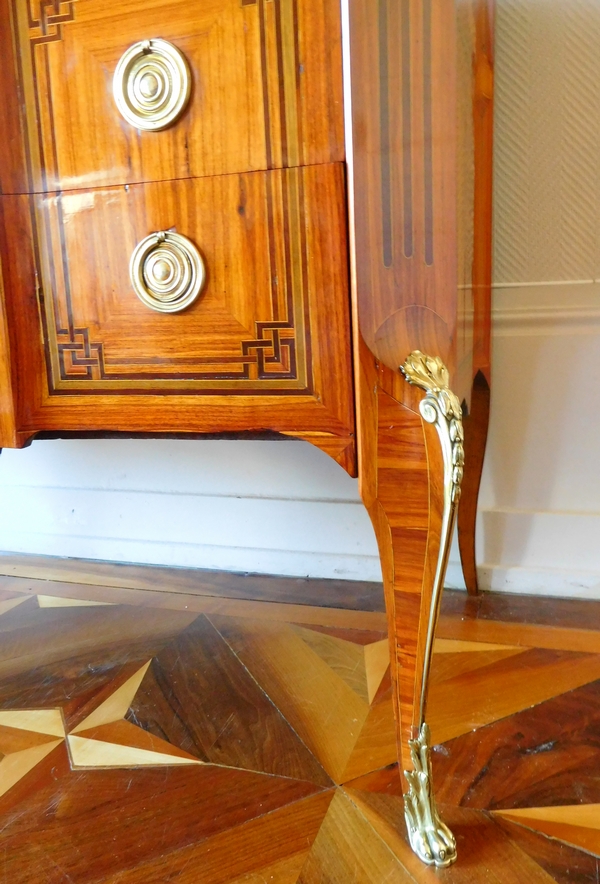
(0, 577, 597, 882)
(0, 0, 495, 867)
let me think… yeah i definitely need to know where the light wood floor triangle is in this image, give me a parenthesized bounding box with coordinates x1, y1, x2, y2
(290, 624, 370, 703)
(37, 595, 113, 608)
(0, 709, 65, 737)
(71, 661, 152, 733)
(0, 741, 63, 798)
(363, 640, 389, 704)
(73, 720, 201, 763)
(68, 734, 203, 768)
(495, 804, 600, 857)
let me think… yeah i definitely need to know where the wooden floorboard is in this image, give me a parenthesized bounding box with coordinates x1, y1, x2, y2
(0, 552, 386, 611)
(4, 550, 600, 628)
(0, 555, 598, 881)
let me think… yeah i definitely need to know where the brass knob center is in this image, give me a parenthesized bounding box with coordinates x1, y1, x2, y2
(139, 72, 160, 99)
(151, 258, 172, 282)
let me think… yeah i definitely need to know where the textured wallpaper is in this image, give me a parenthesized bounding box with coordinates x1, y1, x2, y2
(493, 0, 600, 284)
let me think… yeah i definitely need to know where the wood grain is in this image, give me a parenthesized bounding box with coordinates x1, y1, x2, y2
(458, 370, 491, 594)
(343, 789, 559, 883)
(0, 761, 322, 883)
(98, 791, 334, 884)
(456, 0, 495, 595)
(433, 678, 600, 811)
(495, 816, 600, 884)
(349, 355, 447, 781)
(0, 562, 597, 878)
(0, 552, 386, 611)
(298, 789, 417, 883)
(428, 647, 600, 744)
(437, 616, 600, 655)
(343, 0, 495, 801)
(2, 0, 344, 194)
(444, 589, 600, 633)
(494, 805, 600, 857)
(210, 615, 371, 783)
(345, 0, 460, 385)
(0, 577, 390, 630)
(0, 602, 196, 682)
(127, 615, 332, 784)
(0, 164, 354, 450)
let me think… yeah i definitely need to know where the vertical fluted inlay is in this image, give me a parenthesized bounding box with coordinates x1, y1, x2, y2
(378, 0, 393, 267)
(423, 0, 434, 265)
(400, 0, 414, 259)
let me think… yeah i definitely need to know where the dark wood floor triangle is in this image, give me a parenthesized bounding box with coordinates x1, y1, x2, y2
(127, 614, 331, 784)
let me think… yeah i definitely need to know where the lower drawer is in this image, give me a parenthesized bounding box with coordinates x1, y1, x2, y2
(0, 164, 355, 460)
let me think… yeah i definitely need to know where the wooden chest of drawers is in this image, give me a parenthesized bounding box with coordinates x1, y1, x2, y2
(0, 0, 494, 867)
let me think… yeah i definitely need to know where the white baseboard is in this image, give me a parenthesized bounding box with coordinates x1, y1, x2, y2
(446, 561, 600, 600)
(476, 565, 600, 600)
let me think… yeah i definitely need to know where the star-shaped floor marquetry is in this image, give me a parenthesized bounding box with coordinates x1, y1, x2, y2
(0, 668, 202, 798)
(0, 586, 599, 882)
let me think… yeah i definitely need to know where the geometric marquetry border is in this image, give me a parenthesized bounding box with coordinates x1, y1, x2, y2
(14, 0, 315, 396)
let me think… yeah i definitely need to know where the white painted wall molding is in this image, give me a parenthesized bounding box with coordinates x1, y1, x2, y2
(491, 282, 600, 336)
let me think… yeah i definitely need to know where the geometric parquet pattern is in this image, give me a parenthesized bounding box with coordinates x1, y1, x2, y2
(0, 576, 599, 882)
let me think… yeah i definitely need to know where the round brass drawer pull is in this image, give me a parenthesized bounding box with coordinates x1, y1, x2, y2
(113, 39, 191, 131)
(129, 231, 205, 313)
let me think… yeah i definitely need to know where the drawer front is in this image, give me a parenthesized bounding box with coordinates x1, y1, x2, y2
(1, 0, 344, 194)
(0, 164, 354, 438)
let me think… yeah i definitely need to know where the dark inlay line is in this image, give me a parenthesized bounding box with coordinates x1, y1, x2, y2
(55, 194, 74, 340)
(279, 173, 296, 331)
(291, 0, 304, 167)
(42, 45, 75, 341)
(423, 0, 434, 266)
(8, 1, 54, 386)
(10, 0, 35, 194)
(257, 0, 273, 169)
(400, 0, 413, 259)
(29, 35, 48, 193)
(50, 385, 311, 397)
(265, 174, 280, 322)
(273, 0, 289, 167)
(378, 0, 392, 267)
(296, 170, 313, 393)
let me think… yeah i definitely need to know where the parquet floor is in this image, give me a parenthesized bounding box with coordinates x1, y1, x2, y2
(0, 555, 598, 882)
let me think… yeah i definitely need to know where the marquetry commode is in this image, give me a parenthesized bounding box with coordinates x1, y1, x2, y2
(0, 0, 494, 868)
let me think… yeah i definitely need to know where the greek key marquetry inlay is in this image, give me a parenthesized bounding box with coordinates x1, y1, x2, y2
(48, 172, 308, 390)
(28, 0, 75, 44)
(55, 321, 298, 384)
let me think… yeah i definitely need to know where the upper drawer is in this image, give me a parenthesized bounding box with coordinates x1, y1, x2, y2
(0, 0, 344, 194)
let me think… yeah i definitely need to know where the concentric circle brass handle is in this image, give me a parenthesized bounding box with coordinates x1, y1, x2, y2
(129, 231, 205, 313)
(113, 39, 191, 131)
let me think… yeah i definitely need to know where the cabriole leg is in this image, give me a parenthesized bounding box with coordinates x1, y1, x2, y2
(359, 350, 463, 868)
(458, 370, 491, 595)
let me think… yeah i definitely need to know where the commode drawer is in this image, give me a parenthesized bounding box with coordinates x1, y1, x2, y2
(0, 164, 354, 439)
(1, 0, 344, 194)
